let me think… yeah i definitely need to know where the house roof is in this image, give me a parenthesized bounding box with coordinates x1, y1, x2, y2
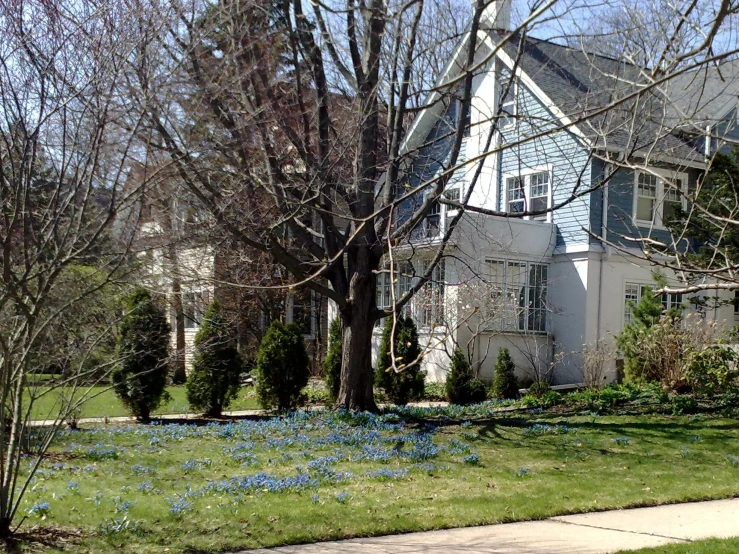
(491, 31, 738, 164)
(662, 60, 739, 128)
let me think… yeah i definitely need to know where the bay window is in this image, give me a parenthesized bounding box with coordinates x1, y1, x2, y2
(487, 259, 548, 332)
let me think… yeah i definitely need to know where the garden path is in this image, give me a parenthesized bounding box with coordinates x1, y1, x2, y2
(241, 497, 739, 553)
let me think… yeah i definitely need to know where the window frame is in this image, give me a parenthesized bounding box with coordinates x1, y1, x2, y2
(632, 168, 688, 229)
(502, 167, 553, 223)
(486, 259, 549, 333)
(375, 260, 444, 330)
(181, 288, 210, 330)
(623, 281, 684, 327)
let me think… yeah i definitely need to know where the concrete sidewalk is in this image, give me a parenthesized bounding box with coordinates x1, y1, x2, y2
(241, 498, 739, 553)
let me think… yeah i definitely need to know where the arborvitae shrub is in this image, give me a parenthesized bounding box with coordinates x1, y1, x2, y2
(445, 348, 487, 405)
(256, 321, 309, 410)
(112, 288, 171, 422)
(185, 300, 244, 417)
(375, 316, 425, 405)
(491, 347, 519, 399)
(324, 317, 343, 403)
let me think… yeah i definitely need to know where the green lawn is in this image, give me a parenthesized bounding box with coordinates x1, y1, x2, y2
(618, 537, 739, 553)
(11, 408, 739, 553)
(27, 385, 261, 420)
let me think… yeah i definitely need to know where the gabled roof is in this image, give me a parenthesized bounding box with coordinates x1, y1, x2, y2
(491, 31, 709, 164)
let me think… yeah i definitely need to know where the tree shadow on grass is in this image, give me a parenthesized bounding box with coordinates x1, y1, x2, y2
(2, 526, 85, 554)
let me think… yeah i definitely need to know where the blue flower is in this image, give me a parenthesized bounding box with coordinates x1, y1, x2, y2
(334, 491, 350, 504)
(463, 453, 481, 466)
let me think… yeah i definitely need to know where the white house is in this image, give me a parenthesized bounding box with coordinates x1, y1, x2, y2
(368, 0, 739, 385)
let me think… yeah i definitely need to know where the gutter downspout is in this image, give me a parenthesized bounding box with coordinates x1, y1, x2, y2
(596, 166, 609, 345)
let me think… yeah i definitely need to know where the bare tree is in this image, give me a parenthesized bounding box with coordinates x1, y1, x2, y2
(0, 1, 147, 539)
(116, 0, 739, 410)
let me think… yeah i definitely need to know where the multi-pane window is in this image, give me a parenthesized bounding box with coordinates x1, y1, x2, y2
(445, 187, 460, 203)
(376, 263, 414, 314)
(182, 289, 209, 330)
(662, 178, 684, 225)
(623, 282, 683, 325)
(487, 260, 548, 332)
(636, 173, 658, 222)
(504, 171, 552, 222)
(419, 260, 445, 327)
(376, 261, 444, 327)
(529, 172, 550, 221)
(634, 170, 686, 226)
(506, 177, 525, 214)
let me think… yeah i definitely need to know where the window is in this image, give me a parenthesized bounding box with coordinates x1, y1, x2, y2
(419, 260, 445, 327)
(504, 170, 552, 222)
(499, 76, 517, 129)
(662, 178, 684, 225)
(633, 170, 687, 227)
(376, 261, 444, 327)
(445, 187, 460, 203)
(290, 289, 315, 336)
(529, 172, 550, 222)
(487, 260, 548, 332)
(376, 263, 413, 313)
(623, 282, 683, 325)
(636, 172, 657, 221)
(182, 290, 209, 330)
(506, 177, 525, 214)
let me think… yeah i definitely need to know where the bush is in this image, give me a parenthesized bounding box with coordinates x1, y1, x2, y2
(521, 390, 560, 409)
(423, 381, 447, 401)
(375, 316, 425, 406)
(526, 380, 551, 397)
(490, 348, 519, 399)
(112, 288, 171, 422)
(616, 274, 721, 389)
(185, 300, 244, 417)
(255, 321, 309, 410)
(445, 348, 486, 405)
(324, 318, 342, 403)
(687, 345, 738, 395)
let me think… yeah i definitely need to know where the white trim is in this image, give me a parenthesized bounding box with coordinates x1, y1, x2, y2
(631, 167, 689, 230)
(484, 33, 591, 146)
(502, 165, 554, 223)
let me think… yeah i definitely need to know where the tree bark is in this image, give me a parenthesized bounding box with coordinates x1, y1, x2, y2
(336, 252, 378, 411)
(0, 516, 10, 540)
(171, 274, 187, 384)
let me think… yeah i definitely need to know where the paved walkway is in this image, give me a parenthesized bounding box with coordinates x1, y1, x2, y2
(241, 498, 739, 554)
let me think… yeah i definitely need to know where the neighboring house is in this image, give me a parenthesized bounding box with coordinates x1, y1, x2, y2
(116, 165, 328, 376)
(374, 0, 739, 384)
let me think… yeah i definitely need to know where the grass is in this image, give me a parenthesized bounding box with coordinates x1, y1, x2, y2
(27, 385, 262, 421)
(617, 537, 739, 553)
(10, 407, 739, 553)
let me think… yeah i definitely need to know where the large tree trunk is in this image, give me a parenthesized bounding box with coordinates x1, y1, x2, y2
(336, 257, 378, 411)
